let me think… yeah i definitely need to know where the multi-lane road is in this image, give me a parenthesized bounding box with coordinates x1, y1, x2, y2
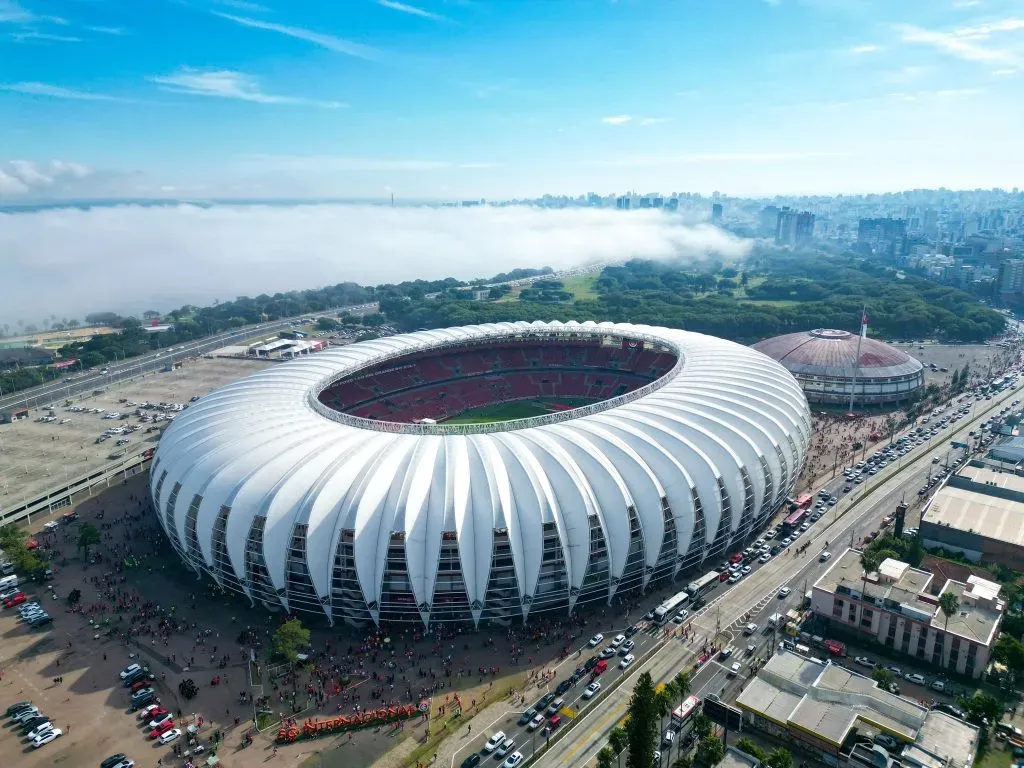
(0, 302, 378, 412)
(526, 378, 1024, 768)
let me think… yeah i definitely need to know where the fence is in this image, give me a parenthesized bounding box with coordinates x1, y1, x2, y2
(0, 449, 154, 527)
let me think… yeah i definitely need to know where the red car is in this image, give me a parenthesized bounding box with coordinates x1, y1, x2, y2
(130, 679, 150, 693)
(728, 553, 743, 565)
(4, 593, 26, 607)
(149, 719, 175, 739)
(138, 706, 167, 721)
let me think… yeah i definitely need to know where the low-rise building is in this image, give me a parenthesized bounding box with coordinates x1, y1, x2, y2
(736, 650, 979, 768)
(810, 549, 1003, 679)
(920, 465, 1024, 569)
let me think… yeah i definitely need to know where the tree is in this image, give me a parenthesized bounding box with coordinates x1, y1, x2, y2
(179, 678, 198, 700)
(626, 672, 659, 768)
(598, 748, 616, 768)
(655, 687, 675, 764)
(871, 666, 894, 689)
(272, 618, 311, 662)
(735, 738, 766, 761)
(695, 736, 725, 766)
(674, 758, 693, 768)
(609, 726, 629, 760)
(939, 591, 960, 632)
(766, 748, 793, 768)
(993, 635, 1024, 684)
(78, 523, 101, 561)
(860, 549, 882, 601)
(958, 692, 1001, 727)
(694, 714, 713, 740)
(316, 317, 339, 331)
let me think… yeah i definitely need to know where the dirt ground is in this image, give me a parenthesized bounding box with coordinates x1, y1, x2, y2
(0, 357, 272, 512)
(1, 474, 662, 768)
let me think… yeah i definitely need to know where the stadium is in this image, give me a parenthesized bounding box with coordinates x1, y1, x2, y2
(752, 328, 924, 408)
(150, 321, 811, 628)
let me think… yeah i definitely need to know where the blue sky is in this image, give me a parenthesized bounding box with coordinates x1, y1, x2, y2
(1, 0, 1023, 199)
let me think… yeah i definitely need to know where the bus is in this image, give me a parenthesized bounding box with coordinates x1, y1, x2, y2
(671, 695, 701, 729)
(685, 571, 720, 599)
(653, 590, 690, 623)
(782, 508, 806, 533)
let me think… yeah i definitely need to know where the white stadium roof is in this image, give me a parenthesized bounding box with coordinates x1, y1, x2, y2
(150, 321, 811, 627)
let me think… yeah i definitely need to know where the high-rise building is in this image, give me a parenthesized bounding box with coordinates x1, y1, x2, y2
(711, 203, 723, 223)
(857, 217, 908, 257)
(998, 259, 1024, 295)
(615, 196, 631, 210)
(923, 209, 939, 239)
(665, 198, 679, 212)
(759, 205, 780, 237)
(776, 208, 815, 246)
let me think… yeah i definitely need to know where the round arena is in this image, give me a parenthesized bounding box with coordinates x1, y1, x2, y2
(753, 328, 925, 408)
(150, 321, 811, 628)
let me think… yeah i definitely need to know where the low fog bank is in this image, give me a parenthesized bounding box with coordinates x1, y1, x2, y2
(0, 202, 752, 327)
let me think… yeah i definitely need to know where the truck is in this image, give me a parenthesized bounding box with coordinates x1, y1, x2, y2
(766, 612, 784, 629)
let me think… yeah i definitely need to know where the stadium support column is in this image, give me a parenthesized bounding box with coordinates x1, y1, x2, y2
(848, 309, 867, 414)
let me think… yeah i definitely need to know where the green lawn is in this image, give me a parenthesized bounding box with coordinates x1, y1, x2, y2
(737, 298, 803, 308)
(559, 274, 600, 301)
(975, 744, 1011, 768)
(442, 398, 587, 424)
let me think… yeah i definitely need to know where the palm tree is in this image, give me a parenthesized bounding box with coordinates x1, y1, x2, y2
(939, 591, 960, 632)
(655, 688, 675, 766)
(671, 672, 692, 763)
(859, 549, 882, 609)
(597, 747, 616, 768)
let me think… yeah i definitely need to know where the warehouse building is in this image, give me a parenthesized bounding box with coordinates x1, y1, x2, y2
(920, 465, 1024, 569)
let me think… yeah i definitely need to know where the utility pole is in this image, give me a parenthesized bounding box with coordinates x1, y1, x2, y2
(848, 307, 868, 415)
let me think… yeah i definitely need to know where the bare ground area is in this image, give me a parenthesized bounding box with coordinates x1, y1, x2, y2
(0, 357, 273, 513)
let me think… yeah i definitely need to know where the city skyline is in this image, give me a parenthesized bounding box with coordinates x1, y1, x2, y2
(2, 0, 1024, 200)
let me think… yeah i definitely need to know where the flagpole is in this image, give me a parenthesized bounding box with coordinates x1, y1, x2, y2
(848, 308, 866, 414)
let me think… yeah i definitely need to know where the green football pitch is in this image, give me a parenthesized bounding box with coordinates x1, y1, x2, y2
(442, 398, 590, 425)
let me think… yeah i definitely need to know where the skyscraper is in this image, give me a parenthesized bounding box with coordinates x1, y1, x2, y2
(857, 218, 907, 257)
(776, 208, 815, 246)
(759, 205, 780, 237)
(711, 203, 723, 223)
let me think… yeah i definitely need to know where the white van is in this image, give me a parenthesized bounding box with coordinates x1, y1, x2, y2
(0, 575, 19, 590)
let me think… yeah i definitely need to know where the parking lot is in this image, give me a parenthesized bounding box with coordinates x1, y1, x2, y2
(892, 342, 1015, 388)
(0, 357, 272, 513)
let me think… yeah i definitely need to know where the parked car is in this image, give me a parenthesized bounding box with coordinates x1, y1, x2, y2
(588, 633, 604, 647)
(32, 727, 62, 748)
(158, 728, 182, 745)
(904, 672, 926, 685)
(120, 663, 142, 680)
(854, 656, 874, 668)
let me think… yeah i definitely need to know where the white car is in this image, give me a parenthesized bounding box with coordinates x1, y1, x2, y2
(27, 721, 54, 740)
(483, 731, 507, 753)
(588, 633, 604, 647)
(743, 623, 758, 635)
(495, 738, 516, 757)
(619, 654, 635, 669)
(119, 663, 141, 680)
(137, 704, 160, 720)
(583, 682, 601, 699)
(32, 728, 62, 748)
(158, 728, 182, 745)
(610, 634, 626, 647)
(149, 712, 173, 729)
(503, 752, 525, 768)
(12, 706, 40, 723)
(854, 656, 874, 668)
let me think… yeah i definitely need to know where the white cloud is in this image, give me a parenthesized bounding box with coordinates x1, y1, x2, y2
(0, 81, 129, 101)
(0, 160, 93, 192)
(210, 0, 270, 11)
(601, 115, 632, 125)
(992, 68, 1018, 75)
(0, 204, 752, 325)
(87, 26, 126, 35)
(377, 0, 446, 21)
(0, 0, 33, 23)
(149, 69, 346, 108)
(212, 12, 381, 60)
(847, 43, 881, 54)
(10, 31, 80, 42)
(896, 21, 1023, 64)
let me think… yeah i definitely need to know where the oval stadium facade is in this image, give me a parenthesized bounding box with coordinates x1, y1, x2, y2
(150, 321, 811, 628)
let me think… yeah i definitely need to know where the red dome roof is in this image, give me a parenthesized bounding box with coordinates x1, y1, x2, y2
(752, 329, 922, 378)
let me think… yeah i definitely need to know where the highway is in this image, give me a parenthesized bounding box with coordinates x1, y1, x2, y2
(527, 378, 1024, 768)
(0, 302, 378, 412)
